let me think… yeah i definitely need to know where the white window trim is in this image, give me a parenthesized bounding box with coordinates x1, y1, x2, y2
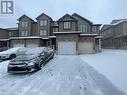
(64, 22, 71, 29)
(79, 25, 87, 32)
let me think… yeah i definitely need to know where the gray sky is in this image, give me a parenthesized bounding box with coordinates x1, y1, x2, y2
(0, 0, 127, 28)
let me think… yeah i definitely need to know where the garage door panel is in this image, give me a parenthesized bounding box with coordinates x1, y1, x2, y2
(78, 42, 94, 54)
(58, 41, 76, 55)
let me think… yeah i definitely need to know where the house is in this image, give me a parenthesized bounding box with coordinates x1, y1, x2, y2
(54, 13, 101, 54)
(0, 13, 101, 54)
(10, 13, 55, 48)
(101, 19, 127, 49)
(0, 28, 18, 51)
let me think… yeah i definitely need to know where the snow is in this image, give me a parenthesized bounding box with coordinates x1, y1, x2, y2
(10, 36, 49, 40)
(80, 33, 98, 36)
(80, 49, 127, 94)
(25, 47, 45, 54)
(0, 55, 126, 95)
(0, 47, 25, 55)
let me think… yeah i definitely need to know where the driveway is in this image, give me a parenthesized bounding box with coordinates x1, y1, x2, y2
(0, 55, 126, 95)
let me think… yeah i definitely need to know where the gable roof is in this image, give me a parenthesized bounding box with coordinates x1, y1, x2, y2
(17, 14, 34, 22)
(58, 13, 77, 21)
(36, 13, 53, 20)
(72, 13, 93, 24)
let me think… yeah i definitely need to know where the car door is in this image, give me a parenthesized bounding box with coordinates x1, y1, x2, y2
(44, 48, 49, 61)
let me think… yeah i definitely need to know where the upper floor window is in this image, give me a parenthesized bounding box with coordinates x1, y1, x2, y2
(40, 30, 47, 36)
(40, 20, 48, 26)
(64, 22, 71, 29)
(92, 26, 97, 32)
(79, 25, 87, 32)
(21, 31, 28, 36)
(22, 21, 28, 27)
(53, 27, 58, 32)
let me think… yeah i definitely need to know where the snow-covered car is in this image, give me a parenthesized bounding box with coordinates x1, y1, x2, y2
(0, 47, 28, 60)
(7, 47, 54, 73)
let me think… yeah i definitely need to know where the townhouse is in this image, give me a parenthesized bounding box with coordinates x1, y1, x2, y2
(101, 19, 127, 49)
(0, 13, 101, 54)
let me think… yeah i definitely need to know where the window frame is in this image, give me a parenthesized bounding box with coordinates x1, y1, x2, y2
(40, 30, 47, 36)
(21, 21, 28, 27)
(40, 20, 48, 26)
(63, 21, 71, 29)
(79, 25, 87, 32)
(21, 30, 28, 36)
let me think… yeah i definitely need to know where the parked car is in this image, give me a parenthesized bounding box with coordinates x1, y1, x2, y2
(0, 47, 28, 60)
(7, 47, 54, 73)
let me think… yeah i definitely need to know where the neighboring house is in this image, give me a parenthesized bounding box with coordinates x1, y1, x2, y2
(54, 13, 101, 54)
(0, 13, 101, 54)
(10, 14, 55, 48)
(0, 28, 19, 51)
(101, 19, 127, 49)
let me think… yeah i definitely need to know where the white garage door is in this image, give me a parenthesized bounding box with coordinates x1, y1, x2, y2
(13, 44, 24, 47)
(26, 44, 38, 48)
(58, 41, 76, 55)
(78, 42, 94, 54)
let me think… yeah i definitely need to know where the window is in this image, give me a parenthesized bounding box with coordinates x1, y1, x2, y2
(79, 25, 87, 32)
(22, 21, 28, 27)
(53, 28, 58, 32)
(40, 30, 47, 36)
(64, 22, 71, 29)
(92, 26, 97, 32)
(21, 31, 28, 36)
(40, 20, 47, 26)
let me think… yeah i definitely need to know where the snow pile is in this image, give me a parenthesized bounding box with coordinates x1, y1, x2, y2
(80, 49, 127, 94)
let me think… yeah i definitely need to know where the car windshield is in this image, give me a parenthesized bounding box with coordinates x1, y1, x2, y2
(14, 54, 39, 61)
(25, 47, 45, 55)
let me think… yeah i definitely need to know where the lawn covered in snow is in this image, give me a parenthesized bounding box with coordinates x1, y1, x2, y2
(80, 49, 127, 94)
(0, 55, 126, 95)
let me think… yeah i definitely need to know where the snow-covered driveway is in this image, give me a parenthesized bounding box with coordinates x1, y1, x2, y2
(0, 55, 126, 95)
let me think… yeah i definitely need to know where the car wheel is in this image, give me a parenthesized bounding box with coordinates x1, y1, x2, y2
(10, 54, 16, 59)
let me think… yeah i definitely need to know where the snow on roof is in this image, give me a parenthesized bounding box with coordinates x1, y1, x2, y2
(10, 36, 49, 40)
(0, 39, 10, 41)
(111, 19, 127, 25)
(54, 31, 81, 34)
(49, 36, 56, 38)
(80, 34, 98, 36)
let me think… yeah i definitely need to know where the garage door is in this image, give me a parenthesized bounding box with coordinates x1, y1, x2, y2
(78, 42, 94, 54)
(26, 44, 38, 48)
(58, 41, 76, 55)
(13, 44, 24, 47)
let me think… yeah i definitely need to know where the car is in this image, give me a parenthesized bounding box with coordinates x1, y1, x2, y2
(7, 47, 54, 73)
(0, 47, 28, 60)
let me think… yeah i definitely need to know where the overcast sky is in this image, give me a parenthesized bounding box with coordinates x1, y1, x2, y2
(0, 0, 127, 28)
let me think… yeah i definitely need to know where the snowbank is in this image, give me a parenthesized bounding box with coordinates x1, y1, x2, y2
(80, 49, 127, 94)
